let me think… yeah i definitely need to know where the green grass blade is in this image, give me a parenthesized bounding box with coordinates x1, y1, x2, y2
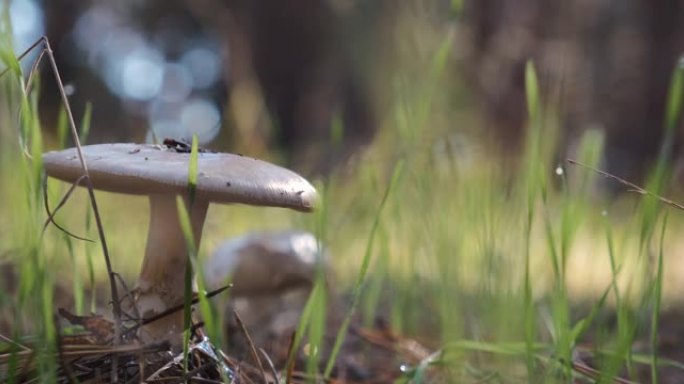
(525, 61, 540, 123)
(523, 59, 541, 379)
(188, 135, 199, 200)
(178, 195, 194, 376)
(650, 211, 668, 384)
(323, 160, 404, 378)
(664, 61, 683, 146)
(640, 59, 683, 258)
(306, 182, 330, 376)
(180, 134, 200, 375)
(284, 282, 321, 382)
(0, 6, 20, 78)
(79, 101, 92, 143)
(305, 275, 327, 377)
(57, 106, 68, 147)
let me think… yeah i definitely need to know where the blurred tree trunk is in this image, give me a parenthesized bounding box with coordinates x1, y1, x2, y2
(461, 0, 684, 180)
(188, 0, 386, 173)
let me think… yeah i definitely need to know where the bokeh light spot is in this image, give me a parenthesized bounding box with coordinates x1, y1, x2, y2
(181, 98, 221, 144)
(120, 48, 164, 101)
(180, 48, 222, 89)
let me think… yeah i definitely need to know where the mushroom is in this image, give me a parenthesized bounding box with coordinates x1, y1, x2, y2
(42, 143, 317, 344)
(204, 230, 325, 296)
(204, 230, 327, 351)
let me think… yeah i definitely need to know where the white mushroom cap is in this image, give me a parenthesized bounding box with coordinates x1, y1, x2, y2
(42, 143, 316, 211)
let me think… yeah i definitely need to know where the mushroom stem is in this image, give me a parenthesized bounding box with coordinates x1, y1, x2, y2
(136, 193, 209, 344)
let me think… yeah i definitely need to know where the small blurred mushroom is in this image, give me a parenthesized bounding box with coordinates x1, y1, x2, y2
(204, 230, 327, 349)
(204, 230, 325, 295)
(42, 143, 317, 346)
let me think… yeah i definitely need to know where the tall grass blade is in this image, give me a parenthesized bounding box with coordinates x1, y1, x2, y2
(305, 274, 327, 377)
(323, 160, 404, 378)
(180, 134, 200, 375)
(663, 61, 683, 156)
(79, 101, 92, 143)
(57, 106, 68, 147)
(306, 182, 329, 376)
(188, 134, 199, 201)
(650, 212, 668, 384)
(639, 59, 683, 261)
(284, 282, 319, 382)
(523, 59, 541, 379)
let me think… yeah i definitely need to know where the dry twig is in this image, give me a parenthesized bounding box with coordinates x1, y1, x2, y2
(233, 310, 269, 383)
(41, 174, 94, 242)
(567, 158, 684, 211)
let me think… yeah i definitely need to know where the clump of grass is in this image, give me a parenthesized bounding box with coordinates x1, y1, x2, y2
(315, 48, 684, 382)
(0, 29, 58, 381)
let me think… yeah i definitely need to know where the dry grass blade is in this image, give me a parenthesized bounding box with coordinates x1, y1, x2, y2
(44, 36, 124, 346)
(285, 371, 331, 384)
(24, 48, 46, 95)
(123, 284, 231, 338)
(259, 348, 280, 384)
(284, 332, 297, 384)
(142, 285, 230, 327)
(57, 341, 170, 357)
(180, 362, 223, 383)
(41, 174, 94, 242)
(0, 334, 30, 352)
(570, 359, 639, 384)
(0, 348, 33, 365)
(222, 354, 261, 384)
(233, 310, 268, 383)
(567, 159, 684, 211)
(0, 37, 44, 79)
(112, 271, 142, 323)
